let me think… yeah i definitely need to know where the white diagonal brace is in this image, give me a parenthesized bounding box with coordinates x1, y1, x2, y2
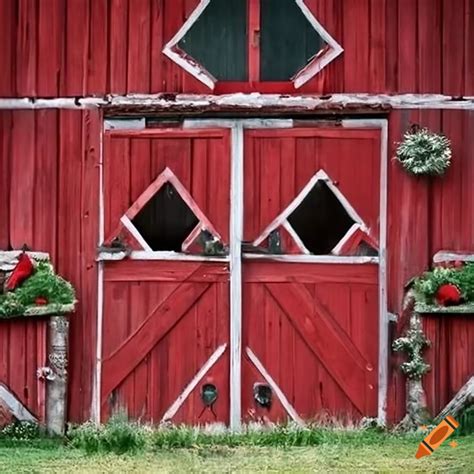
(0, 383, 37, 422)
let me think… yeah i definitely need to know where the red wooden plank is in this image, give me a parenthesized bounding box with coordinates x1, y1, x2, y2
(109, 0, 129, 94)
(248, 0, 260, 83)
(343, 0, 370, 92)
(417, 0, 442, 93)
(104, 261, 229, 283)
(101, 282, 210, 400)
(37, 0, 63, 96)
(10, 112, 35, 249)
(7, 322, 27, 409)
(244, 262, 378, 284)
(397, 0, 418, 92)
(0, 112, 12, 249)
(130, 138, 152, 202)
(443, 0, 465, 96)
(62, 0, 89, 96)
(16, 0, 37, 95)
(33, 110, 58, 257)
(266, 282, 376, 415)
(466, 0, 474, 95)
(150, 0, 165, 93)
(127, 0, 151, 93)
(369, 0, 386, 92)
(384, 0, 399, 93)
(0, 0, 15, 95)
(88, 0, 109, 94)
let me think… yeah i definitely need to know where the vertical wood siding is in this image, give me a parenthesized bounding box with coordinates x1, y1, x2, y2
(0, 110, 100, 423)
(1, 0, 473, 97)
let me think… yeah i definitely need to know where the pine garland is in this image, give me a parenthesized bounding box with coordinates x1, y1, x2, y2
(395, 128, 451, 176)
(0, 262, 75, 318)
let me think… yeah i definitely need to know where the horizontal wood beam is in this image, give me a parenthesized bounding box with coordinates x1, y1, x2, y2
(1, 94, 474, 112)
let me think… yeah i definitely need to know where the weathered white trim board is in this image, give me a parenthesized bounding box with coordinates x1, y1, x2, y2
(242, 254, 379, 264)
(246, 348, 305, 426)
(161, 344, 227, 423)
(0, 383, 37, 423)
(433, 251, 474, 263)
(97, 250, 230, 262)
(2, 94, 474, 111)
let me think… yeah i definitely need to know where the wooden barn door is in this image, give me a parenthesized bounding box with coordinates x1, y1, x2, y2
(100, 129, 231, 425)
(241, 126, 382, 423)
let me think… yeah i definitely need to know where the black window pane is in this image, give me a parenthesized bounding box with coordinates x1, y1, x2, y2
(287, 181, 354, 255)
(132, 183, 198, 252)
(260, 0, 326, 81)
(178, 0, 248, 81)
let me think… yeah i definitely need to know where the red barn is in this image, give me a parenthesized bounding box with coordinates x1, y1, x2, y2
(0, 0, 473, 429)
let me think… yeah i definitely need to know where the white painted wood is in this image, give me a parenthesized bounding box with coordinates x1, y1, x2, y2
(230, 124, 244, 431)
(331, 223, 361, 255)
(433, 251, 474, 263)
(282, 221, 310, 254)
(0, 251, 50, 271)
(293, 0, 344, 88)
(120, 215, 153, 252)
(246, 348, 305, 426)
(242, 254, 379, 264)
(104, 118, 145, 130)
(2, 95, 474, 111)
(253, 168, 367, 247)
(97, 250, 230, 262)
(161, 344, 227, 423)
(0, 383, 37, 422)
(184, 119, 294, 129)
(162, 0, 216, 90)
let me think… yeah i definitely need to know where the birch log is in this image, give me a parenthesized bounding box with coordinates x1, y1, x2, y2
(46, 316, 69, 435)
(436, 377, 474, 422)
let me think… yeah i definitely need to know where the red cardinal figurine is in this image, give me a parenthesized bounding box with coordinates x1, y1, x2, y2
(5, 252, 34, 291)
(435, 283, 462, 306)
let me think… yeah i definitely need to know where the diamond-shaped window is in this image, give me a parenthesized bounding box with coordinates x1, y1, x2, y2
(287, 180, 355, 255)
(104, 168, 225, 256)
(163, 0, 343, 89)
(252, 170, 378, 256)
(132, 182, 199, 252)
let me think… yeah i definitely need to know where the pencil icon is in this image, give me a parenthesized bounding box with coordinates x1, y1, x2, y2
(415, 415, 459, 459)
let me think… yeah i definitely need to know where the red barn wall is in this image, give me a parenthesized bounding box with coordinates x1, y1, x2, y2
(0, 110, 100, 422)
(0, 0, 473, 97)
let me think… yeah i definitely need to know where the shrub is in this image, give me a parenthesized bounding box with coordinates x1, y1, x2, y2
(0, 421, 41, 441)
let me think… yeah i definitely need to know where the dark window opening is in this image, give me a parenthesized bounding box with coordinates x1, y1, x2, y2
(132, 182, 198, 251)
(178, 0, 248, 81)
(287, 181, 354, 254)
(260, 0, 326, 81)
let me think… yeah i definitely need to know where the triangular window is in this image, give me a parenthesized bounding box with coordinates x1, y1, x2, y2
(252, 170, 378, 256)
(104, 168, 226, 256)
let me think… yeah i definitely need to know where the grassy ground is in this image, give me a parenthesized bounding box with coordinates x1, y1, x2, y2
(0, 434, 473, 473)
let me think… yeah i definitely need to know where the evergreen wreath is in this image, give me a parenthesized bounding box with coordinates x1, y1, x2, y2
(395, 127, 452, 176)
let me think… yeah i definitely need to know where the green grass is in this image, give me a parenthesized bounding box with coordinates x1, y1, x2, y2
(0, 432, 473, 473)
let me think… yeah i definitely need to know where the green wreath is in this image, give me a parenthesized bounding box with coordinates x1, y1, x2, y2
(395, 128, 451, 176)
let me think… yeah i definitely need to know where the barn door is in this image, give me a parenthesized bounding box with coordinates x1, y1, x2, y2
(100, 129, 231, 424)
(241, 126, 381, 423)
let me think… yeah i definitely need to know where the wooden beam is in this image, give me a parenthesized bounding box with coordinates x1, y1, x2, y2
(435, 377, 474, 422)
(0, 383, 37, 423)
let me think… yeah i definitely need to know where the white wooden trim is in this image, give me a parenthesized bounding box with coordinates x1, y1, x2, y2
(104, 118, 145, 131)
(343, 119, 389, 425)
(331, 223, 361, 255)
(2, 95, 474, 111)
(120, 215, 153, 252)
(293, 0, 344, 88)
(181, 223, 205, 252)
(97, 250, 229, 262)
(242, 254, 379, 264)
(253, 168, 367, 247)
(160, 343, 227, 423)
(93, 119, 105, 425)
(246, 348, 305, 426)
(433, 251, 474, 263)
(230, 124, 244, 431)
(162, 0, 216, 90)
(0, 383, 37, 422)
(282, 221, 310, 255)
(184, 119, 294, 129)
